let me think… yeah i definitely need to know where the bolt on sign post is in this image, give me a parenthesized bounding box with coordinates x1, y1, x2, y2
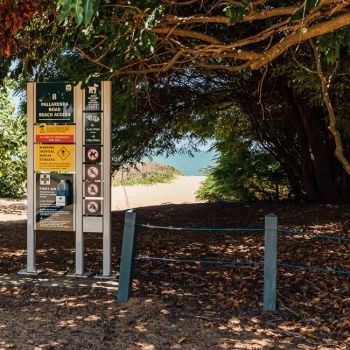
(19, 81, 112, 278)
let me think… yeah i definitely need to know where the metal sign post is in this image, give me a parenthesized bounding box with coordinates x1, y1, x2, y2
(102, 81, 112, 278)
(20, 81, 113, 278)
(19, 83, 39, 275)
(72, 83, 86, 277)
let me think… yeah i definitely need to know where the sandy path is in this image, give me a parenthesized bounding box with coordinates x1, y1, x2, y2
(0, 199, 27, 222)
(0, 176, 206, 221)
(112, 176, 205, 210)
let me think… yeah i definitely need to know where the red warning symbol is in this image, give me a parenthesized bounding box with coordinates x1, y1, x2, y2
(86, 165, 101, 180)
(87, 201, 99, 213)
(85, 182, 100, 197)
(85, 199, 102, 215)
(85, 146, 101, 163)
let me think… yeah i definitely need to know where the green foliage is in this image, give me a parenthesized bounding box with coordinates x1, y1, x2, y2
(5, 0, 350, 202)
(191, 102, 290, 202)
(112, 162, 182, 186)
(319, 28, 350, 65)
(197, 143, 288, 202)
(83, 0, 100, 26)
(0, 81, 26, 198)
(113, 171, 178, 186)
(223, 0, 249, 24)
(57, 0, 100, 26)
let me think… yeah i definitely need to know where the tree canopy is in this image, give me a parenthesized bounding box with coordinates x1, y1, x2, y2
(1, 1, 350, 201)
(1, 1, 350, 75)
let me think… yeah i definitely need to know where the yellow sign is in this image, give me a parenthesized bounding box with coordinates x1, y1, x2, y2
(35, 144, 75, 172)
(35, 125, 75, 143)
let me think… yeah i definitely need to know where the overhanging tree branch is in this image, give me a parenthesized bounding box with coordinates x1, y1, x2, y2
(310, 38, 350, 176)
(251, 11, 350, 69)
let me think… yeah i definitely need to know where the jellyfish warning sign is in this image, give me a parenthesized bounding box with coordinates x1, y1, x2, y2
(35, 144, 75, 172)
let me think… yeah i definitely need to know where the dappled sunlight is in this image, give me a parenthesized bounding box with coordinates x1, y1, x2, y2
(83, 315, 101, 322)
(58, 319, 78, 328)
(0, 202, 348, 348)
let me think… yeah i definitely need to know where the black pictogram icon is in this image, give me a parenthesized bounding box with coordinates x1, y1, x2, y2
(85, 182, 100, 197)
(88, 201, 99, 213)
(85, 146, 101, 163)
(85, 199, 102, 215)
(86, 165, 100, 180)
(40, 174, 50, 185)
(57, 147, 70, 160)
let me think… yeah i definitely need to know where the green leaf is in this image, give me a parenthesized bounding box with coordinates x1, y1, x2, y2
(93, 0, 101, 12)
(57, 0, 71, 23)
(223, 3, 249, 25)
(83, 0, 100, 26)
(71, 0, 84, 25)
(145, 6, 164, 29)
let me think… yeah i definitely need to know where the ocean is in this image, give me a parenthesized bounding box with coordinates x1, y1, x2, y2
(148, 150, 217, 176)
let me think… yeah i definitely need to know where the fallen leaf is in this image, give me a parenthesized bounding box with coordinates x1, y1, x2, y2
(178, 336, 192, 345)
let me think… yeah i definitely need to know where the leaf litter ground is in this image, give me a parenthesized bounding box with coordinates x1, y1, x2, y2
(0, 201, 349, 349)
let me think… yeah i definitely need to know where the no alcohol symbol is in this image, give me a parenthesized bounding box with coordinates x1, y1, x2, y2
(86, 146, 101, 163)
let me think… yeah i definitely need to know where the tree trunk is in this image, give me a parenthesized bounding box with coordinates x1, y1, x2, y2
(295, 97, 339, 201)
(282, 88, 318, 200)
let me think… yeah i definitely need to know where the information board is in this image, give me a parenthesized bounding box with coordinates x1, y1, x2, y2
(85, 113, 102, 144)
(36, 125, 75, 143)
(35, 173, 74, 231)
(24, 81, 112, 278)
(36, 82, 74, 123)
(85, 82, 101, 111)
(35, 144, 75, 172)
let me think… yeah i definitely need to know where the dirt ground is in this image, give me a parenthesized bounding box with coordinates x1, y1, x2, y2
(0, 200, 349, 349)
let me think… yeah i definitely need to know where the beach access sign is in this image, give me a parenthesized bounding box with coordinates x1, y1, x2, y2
(36, 83, 74, 123)
(24, 81, 113, 278)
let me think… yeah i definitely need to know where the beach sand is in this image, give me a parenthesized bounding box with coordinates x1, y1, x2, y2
(113, 175, 205, 211)
(0, 176, 206, 221)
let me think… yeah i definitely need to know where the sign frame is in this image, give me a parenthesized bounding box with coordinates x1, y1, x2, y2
(20, 81, 112, 279)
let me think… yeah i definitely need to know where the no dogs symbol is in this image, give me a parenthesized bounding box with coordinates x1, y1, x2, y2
(86, 146, 101, 163)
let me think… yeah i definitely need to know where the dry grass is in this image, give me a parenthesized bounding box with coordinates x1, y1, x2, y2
(112, 162, 182, 186)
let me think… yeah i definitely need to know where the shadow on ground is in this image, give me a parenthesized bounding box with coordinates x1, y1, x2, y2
(0, 202, 349, 349)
